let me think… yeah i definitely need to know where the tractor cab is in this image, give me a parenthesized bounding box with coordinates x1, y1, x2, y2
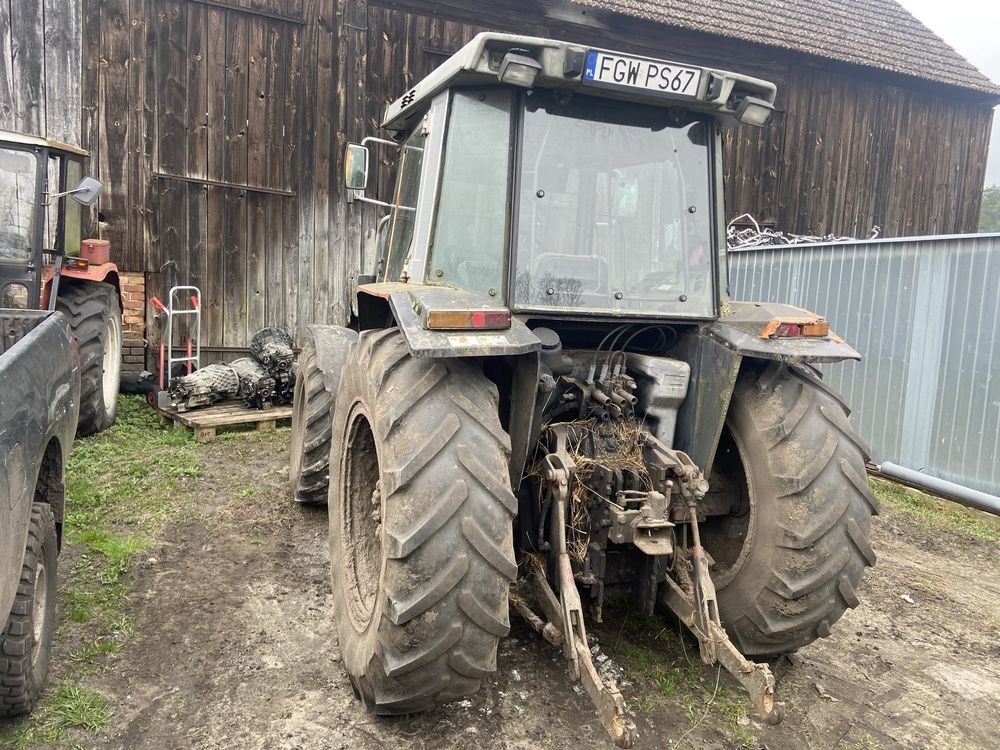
(345, 33, 776, 324)
(0, 131, 123, 436)
(0, 131, 107, 311)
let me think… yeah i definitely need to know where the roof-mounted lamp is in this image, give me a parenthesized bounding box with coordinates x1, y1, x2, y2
(498, 50, 542, 88)
(735, 96, 775, 127)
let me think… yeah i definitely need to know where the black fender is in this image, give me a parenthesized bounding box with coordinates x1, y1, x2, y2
(306, 324, 358, 396)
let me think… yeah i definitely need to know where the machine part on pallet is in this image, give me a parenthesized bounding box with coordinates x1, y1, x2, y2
(229, 357, 277, 410)
(250, 327, 296, 404)
(169, 363, 239, 412)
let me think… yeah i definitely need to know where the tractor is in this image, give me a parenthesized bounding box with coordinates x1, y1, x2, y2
(0, 131, 123, 436)
(288, 34, 877, 746)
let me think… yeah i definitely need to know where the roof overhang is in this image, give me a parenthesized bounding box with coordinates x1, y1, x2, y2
(0, 129, 88, 157)
(382, 33, 777, 132)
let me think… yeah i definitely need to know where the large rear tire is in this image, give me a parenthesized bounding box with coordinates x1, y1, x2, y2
(329, 329, 517, 713)
(0, 504, 58, 716)
(708, 362, 879, 657)
(56, 281, 122, 436)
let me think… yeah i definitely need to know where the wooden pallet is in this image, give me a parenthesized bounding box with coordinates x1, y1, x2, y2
(158, 401, 293, 442)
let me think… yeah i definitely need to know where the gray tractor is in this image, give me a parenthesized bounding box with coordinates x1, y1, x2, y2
(289, 34, 877, 746)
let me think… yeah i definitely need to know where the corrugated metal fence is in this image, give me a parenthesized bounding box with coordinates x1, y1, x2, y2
(729, 234, 1000, 496)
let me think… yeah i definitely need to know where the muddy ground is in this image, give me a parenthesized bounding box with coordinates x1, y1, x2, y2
(3, 417, 1000, 750)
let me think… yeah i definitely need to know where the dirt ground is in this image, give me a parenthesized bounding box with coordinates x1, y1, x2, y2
(4, 421, 1000, 750)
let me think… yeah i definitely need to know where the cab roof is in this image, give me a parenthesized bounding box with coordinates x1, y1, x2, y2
(0, 130, 88, 157)
(382, 32, 777, 132)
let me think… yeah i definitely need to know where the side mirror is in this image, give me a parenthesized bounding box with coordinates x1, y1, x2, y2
(70, 176, 104, 206)
(344, 143, 370, 191)
(49, 176, 105, 206)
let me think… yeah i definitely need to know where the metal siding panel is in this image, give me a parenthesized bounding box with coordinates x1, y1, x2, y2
(729, 234, 1000, 495)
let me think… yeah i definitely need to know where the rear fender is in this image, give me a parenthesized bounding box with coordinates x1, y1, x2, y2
(42, 262, 122, 311)
(675, 301, 859, 476)
(307, 325, 359, 396)
(386, 285, 540, 359)
(358, 282, 542, 487)
(709, 300, 860, 363)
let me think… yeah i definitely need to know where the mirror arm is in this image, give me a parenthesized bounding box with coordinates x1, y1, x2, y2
(46, 187, 85, 200)
(348, 190, 394, 209)
(361, 136, 400, 149)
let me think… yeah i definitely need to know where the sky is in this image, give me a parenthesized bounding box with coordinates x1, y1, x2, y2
(896, 0, 1000, 187)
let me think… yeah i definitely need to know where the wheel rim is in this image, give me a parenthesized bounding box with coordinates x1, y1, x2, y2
(341, 411, 383, 633)
(102, 313, 122, 410)
(31, 562, 48, 667)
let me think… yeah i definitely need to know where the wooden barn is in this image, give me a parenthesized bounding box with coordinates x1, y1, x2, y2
(3, 0, 999, 363)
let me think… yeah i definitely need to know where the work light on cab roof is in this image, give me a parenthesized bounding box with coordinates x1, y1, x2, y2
(380, 33, 777, 132)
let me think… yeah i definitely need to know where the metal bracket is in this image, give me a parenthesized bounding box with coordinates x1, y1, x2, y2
(529, 424, 637, 748)
(660, 576, 785, 725)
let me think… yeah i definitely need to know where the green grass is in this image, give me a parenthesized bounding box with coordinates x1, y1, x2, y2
(599, 599, 756, 747)
(3, 396, 203, 748)
(5, 684, 112, 748)
(855, 733, 882, 749)
(870, 477, 1000, 544)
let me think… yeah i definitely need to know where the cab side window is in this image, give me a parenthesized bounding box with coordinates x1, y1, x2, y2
(381, 127, 426, 282)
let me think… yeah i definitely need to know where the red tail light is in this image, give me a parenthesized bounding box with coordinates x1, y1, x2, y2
(426, 309, 512, 330)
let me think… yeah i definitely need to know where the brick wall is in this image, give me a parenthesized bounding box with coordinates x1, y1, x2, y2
(120, 272, 146, 374)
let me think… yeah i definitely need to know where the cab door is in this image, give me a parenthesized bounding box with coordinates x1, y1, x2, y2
(0, 146, 44, 310)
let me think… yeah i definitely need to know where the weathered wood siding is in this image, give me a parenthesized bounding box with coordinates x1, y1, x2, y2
(0, 0, 82, 144)
(79, 0, 995, 352)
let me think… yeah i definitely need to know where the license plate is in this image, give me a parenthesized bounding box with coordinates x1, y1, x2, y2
(583, 51, 702, 98)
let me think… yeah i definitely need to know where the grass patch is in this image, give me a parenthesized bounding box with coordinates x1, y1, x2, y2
(68, 639, 122, 670)
(599, 599, 756, 747)
(870, 477, 1000, 544)
(5, 684, 112, 748)
(2, 396, 203, 749)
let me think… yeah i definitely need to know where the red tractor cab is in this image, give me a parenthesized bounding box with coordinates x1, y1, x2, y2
(0, 131, 123, 435)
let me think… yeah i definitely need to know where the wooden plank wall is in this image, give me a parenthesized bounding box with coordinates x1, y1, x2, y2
(82, 0, 311, 352)
(79, 0, 995, 353)
(0, 0, 82, 144)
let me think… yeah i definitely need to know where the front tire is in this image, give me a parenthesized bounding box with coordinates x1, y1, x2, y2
(289, 326, 358, 505)
(329, 329, 517, 713)
(0, 504, 58, 716)
(56, 281, 122, 436)
(290, 341, 335, 504)
(709, 362, 879, 657)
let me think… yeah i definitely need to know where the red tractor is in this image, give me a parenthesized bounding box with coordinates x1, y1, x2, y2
(0, 131, 122, 435)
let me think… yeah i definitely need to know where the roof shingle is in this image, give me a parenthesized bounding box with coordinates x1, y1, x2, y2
(568, 0, 1000, 96)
